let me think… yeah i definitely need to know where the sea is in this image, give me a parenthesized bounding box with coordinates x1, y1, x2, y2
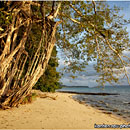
(57, 85, 130, 122)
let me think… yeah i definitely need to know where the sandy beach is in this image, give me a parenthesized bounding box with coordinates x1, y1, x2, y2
(0, 92, 129, 129)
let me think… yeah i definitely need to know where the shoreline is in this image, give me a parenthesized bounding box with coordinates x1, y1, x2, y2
(71, 94, 130, 124)
(59, 90, 130, 123)
(0, 92, 128, 129)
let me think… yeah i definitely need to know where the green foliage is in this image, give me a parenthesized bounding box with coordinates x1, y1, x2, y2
(0, 2, 12, 31)
(0, 2, 12, 55)
(33, 46, 61, 92)
(56, 1, 130, 86)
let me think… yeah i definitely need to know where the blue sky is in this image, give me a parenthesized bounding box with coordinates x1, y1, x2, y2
(58, 1, 130, 87)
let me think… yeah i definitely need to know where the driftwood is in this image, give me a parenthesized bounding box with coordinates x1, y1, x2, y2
(39, 94, 58, 100)
(32, 90, 58, 100)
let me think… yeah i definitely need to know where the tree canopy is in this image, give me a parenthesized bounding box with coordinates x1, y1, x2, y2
(56, 1, 130, 86)
(0, 1, 130, 108)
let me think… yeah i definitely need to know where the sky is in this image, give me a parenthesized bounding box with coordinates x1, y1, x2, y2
(57, 1, 130, 87)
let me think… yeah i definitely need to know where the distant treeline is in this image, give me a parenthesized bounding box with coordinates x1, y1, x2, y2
(60, 85, 89, 88)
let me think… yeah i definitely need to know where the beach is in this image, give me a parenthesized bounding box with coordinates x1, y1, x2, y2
(0, 92, 128, 129)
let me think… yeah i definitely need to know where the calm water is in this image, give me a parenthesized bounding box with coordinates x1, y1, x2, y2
(57, 85, 130, 122)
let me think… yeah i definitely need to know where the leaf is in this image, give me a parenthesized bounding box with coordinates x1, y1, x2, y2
(0, 27, 4, 31)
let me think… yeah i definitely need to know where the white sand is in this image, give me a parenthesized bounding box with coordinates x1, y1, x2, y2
(0, 92, 129, 129)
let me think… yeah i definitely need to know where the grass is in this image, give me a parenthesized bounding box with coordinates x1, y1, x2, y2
(21, 92, 37, 105)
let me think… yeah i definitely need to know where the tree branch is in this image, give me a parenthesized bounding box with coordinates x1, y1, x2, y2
(54, 2, 62, 18)
(69, 3, 83, 17)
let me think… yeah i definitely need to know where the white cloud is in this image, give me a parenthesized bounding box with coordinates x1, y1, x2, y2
(60, 74, 99, 87)
(123, 50, 130, 56)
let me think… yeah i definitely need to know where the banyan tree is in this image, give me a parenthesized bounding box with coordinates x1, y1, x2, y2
(0, 1, 62, 108)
